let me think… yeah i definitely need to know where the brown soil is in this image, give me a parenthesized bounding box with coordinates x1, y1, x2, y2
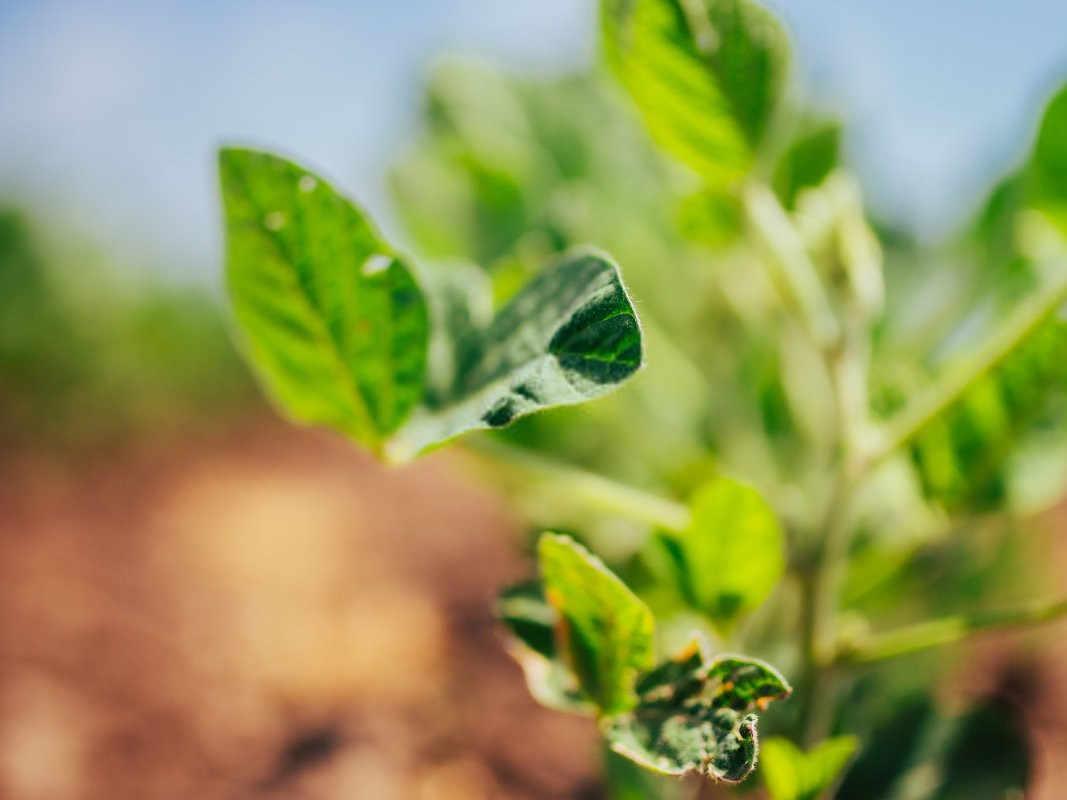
(0, 419, 600, 799)
(2, 418, 1066, 799)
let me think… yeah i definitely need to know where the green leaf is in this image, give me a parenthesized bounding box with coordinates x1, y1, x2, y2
(218, 148, 429, 455)
(659, 476, 785, 628)
(605, 640, 791, 782)
(761, 736, 858, 800)
(601, 0, 789, 187)
(392, 250, 643, 458)
(677, 186, 743, 248)
(1027, 83, 1067, 234)
(908, 310, 1067, 512)
(538, 533, 656, 715)
(773, 118, 842, 209)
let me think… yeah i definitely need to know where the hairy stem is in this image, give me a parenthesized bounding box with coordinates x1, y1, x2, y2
(743, 182, 841, 350)
(835, 597, 1067, 665)
(465, 437, 691, 532)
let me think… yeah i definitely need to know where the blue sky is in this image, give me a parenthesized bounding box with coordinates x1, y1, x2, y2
(1, 1, 1065, 282)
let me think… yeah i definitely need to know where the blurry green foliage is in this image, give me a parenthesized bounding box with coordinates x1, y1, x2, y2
(0, 210, 253, 446)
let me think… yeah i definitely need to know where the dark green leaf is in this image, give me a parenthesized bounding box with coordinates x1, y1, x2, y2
(601, 0, 789, 186)
(605, 640, 791, 782)
(392, 250, 643, 458)
(538, 533, 655, 715)
(761, 736, 858, 800)
(219, 148, 429, 455)
(659, 476, 785, 628)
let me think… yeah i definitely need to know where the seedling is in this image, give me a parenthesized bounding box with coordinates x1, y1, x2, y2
(218, 0, 1067, 795)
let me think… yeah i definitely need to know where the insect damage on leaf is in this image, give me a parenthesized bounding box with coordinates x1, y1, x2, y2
(605, 639, 791, 783)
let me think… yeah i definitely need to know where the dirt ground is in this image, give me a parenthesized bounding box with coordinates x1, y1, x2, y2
(1, 418, 1066, 799)
(0, 420, 601, 799)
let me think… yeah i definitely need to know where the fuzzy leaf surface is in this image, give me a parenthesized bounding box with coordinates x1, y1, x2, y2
(393, 251, 642, 457)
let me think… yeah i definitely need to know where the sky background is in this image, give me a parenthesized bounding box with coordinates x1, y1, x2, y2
(2, 0, 1066, 283)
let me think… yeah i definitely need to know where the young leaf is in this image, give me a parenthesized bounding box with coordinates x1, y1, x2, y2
(761, 736, 859, 800)
(392, 250, 643, 458)
(218, 148, 429, 455)
(601, 0, 789, 187)
(496, 580, 596, 714)
(659, 476, 785, 628)
(773, 119, 842, 209)
(605, 640, 791, 782)
(538, 533, 655, 715)
(1027, 82, 1067, 234)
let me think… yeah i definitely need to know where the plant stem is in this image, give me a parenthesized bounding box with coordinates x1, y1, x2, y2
(834, 597, 1067, 665)
(743, 182, 841, 350)
(858, 267, 1067, 475)
(464, 437, 691, 532)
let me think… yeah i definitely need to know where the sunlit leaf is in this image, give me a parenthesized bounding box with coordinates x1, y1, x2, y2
(601, 0, 788, 188)
(605, 640, 791, 782)
(219, 148, 429, 455)
(538, 533, 656, 714)
(1027, 83, 1067, 234)
(392, 250, 643, 458)
(658, 476, 785, 628)
(761, 735, 858, 800)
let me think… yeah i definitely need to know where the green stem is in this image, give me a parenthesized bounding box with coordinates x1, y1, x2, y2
(743, 182, 841, 350)
(465, 437, 691, 532)
(859, 267, 1067, 475)
(835, 597, 1067, 665)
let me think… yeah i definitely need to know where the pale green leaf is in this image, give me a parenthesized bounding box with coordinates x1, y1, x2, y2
(601, 0, 789, 187)
(605, 640, 791, 782)
(219, 148, 429, 455)
(659, 476, 785, 628)
(539, 533, 656, 715)
(773, 118, 842, 209)
(391, 250, 643, 458)
(761, 736, 859, 800)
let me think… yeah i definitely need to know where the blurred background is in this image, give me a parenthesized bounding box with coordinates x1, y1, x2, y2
(3, 1, 1067, 798)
